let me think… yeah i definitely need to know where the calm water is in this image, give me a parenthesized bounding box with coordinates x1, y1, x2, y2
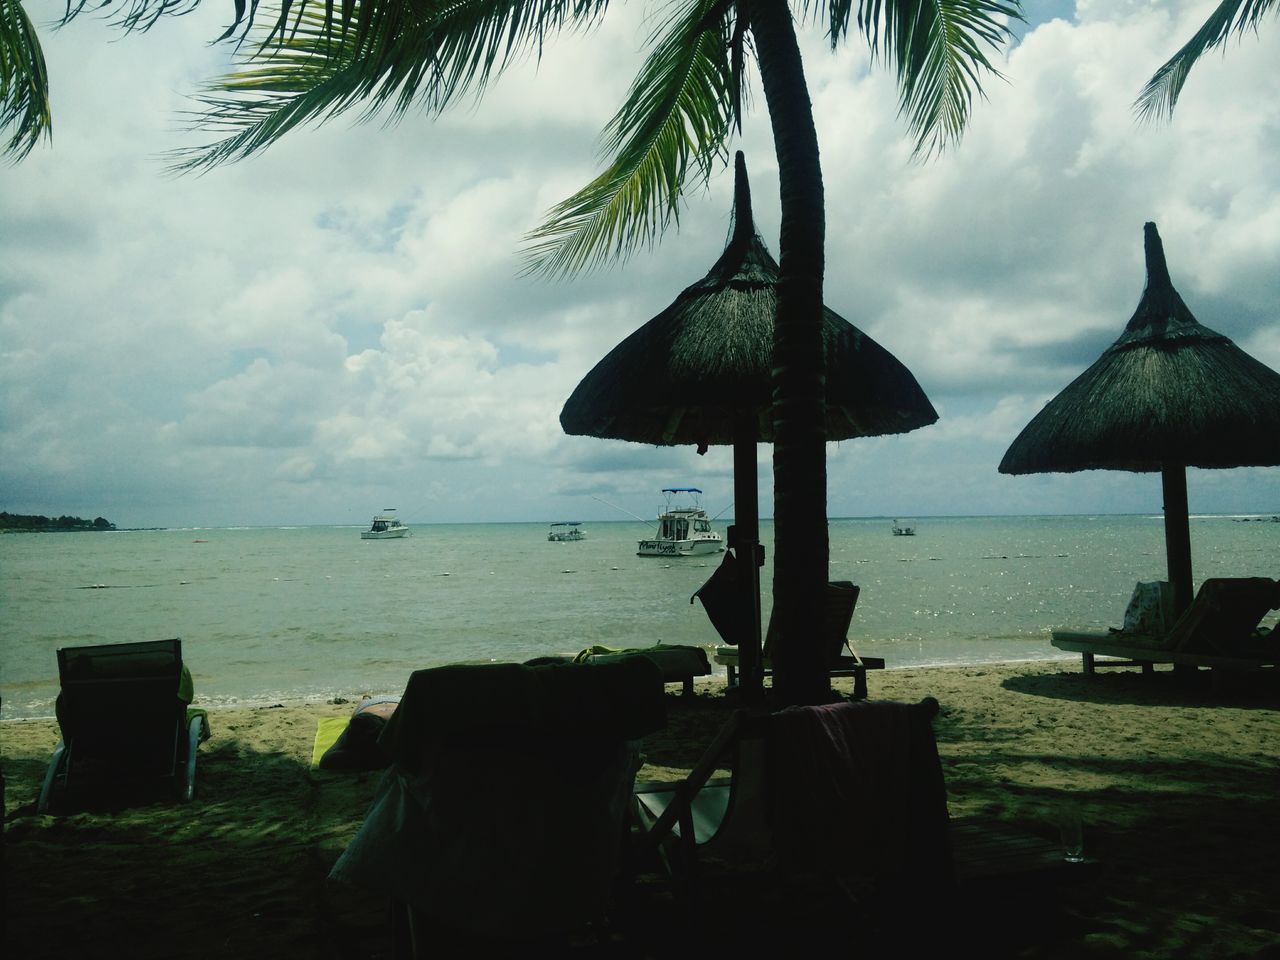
(3, 515, 1278, 719)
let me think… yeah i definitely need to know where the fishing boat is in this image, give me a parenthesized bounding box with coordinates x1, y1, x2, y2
(547, 521, 586, 542)
(637, 488, 724, 557)
(361, 509, 411, 540)
(892, 519, 916, 537)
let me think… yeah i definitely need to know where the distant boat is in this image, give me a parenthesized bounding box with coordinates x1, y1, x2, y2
(637, 488, 724, 557)
(361, 509, 411, 540)
(892, 519, 916, 537)
(548, 522, 586, 542)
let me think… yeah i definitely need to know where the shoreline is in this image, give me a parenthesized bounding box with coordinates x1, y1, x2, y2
(0, 651, 1086, 722)
(4, 659, 1279, 957)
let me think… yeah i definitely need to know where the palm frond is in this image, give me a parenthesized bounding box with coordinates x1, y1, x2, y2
(59, 0, 210, 33)
(1, 0, 51, 161)
(1135, 0, 1275, 122)
(167, 0, 612, 172)
(846, 0, 1019, 157)
(522, 0, 736, 277)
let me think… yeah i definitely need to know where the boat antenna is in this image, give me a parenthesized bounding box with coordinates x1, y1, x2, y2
(591, 495, 657, 529)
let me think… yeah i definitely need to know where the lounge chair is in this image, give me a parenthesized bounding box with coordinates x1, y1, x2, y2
(574, 644, 712, 696)
(634, 699, 952, 895)
(693, 562, 884, 697)
(1052, 577, 1280, 682)
(632, 698, 1075, 945)
(37, 638, 205, 813)
(328, 657, 667, 954)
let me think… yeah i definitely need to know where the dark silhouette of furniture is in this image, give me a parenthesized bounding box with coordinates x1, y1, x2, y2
(38, 638, 204, 812)
(694, 567, 884, 697)
(328, 657, 667, 955)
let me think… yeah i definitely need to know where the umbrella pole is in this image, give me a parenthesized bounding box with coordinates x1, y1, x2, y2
(733, 414, 765, 703)
(1161, 464, 1193, 618)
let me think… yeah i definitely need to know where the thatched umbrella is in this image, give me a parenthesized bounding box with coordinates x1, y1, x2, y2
(561, 151, 938, 699)
(1000, 221, 1280, 615)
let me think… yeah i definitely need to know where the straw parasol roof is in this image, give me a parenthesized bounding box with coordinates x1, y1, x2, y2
(560, 152, 938, 448)
(561, 151, 937, 700)
(1000, 221, 1280, 613)
(1000, 223, 1280, 474)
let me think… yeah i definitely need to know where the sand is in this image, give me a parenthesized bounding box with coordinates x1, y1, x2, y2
(3, 660, 1279, 958)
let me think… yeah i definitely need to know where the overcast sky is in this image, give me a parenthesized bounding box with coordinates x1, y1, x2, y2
(2, 0, 1278, 529)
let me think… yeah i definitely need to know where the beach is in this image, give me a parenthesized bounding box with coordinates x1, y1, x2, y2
(3, 660, 1279, 958)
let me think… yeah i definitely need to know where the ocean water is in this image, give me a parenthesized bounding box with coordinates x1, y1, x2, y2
(2, 515, 1278, 719)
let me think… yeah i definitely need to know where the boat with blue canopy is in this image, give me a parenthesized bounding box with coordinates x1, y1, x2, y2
(637, 488, 724, 557)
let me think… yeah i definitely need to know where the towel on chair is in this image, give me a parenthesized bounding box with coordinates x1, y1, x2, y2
(378, 658, 666, 776)
(330, 659, 665, 938)
(766, 699, 953, 892)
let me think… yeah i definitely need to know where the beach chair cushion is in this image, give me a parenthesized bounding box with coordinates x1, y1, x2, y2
(575, 644, 711, 685)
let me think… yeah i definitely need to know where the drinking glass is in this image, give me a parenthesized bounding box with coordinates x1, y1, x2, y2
(1059, 805, 1085, 863)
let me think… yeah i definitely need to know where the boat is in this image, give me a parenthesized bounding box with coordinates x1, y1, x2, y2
(361, 509, 411, 539)
(892, 519, 916, 537)
(637, 488, 724, 557)
(547, 522, 586, 542)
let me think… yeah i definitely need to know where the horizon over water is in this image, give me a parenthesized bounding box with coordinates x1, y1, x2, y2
(3, 513, 1279, 720)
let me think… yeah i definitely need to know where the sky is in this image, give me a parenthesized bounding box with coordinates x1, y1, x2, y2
(2, 0, 1278, 529)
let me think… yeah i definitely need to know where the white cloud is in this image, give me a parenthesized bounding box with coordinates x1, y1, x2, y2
(1, 0, 1278, 526)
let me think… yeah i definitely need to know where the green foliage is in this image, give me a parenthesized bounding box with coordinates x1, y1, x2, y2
(167, 0, 617, 173)
(521, 0, 739, 276)
(157, 0, 1013, 274)
(1136, 0, 1276, 121)
(829, 0, 1021, 159)
(0, 512, 117, 531)
(2, 0, 1020, 272)
(0, 0, 50, 160)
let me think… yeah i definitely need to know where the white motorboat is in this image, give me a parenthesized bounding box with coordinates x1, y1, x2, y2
(547, 522, 586, 542)
(361, 509, 411, 539)
(892, 519, 916, 537)
(637, 488, 724, 557)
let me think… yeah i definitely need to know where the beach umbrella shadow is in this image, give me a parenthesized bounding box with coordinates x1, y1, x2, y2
(561, 151, 937, 699)
(1000, 222, 1280, 616)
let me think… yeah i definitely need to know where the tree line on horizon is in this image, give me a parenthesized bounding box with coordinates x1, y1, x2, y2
(0, 512, 116, 532)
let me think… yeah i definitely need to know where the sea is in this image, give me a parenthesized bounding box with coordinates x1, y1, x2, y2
(3, 514, 1279, 720)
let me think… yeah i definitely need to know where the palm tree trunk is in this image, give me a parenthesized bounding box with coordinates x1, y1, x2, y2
(748, 0, 830, 706)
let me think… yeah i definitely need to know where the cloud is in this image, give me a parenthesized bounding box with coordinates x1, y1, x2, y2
(1, 1, 1278, 526)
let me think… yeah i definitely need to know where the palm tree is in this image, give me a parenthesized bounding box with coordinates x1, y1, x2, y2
(2, 0, 1018, 704)
(1136, 0, 1276, 120)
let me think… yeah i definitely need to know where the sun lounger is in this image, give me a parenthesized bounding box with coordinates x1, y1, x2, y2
(634, 700, 953, 909)
(695, 573, 884, 698)
(38, 638, 205, 813)
(1052, 577, 1280, 684)
(574, 644, 712, 696)
(329, 657, 667, 951)
(712, 648, 886, 699)
(632, 697, 1084, 944)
